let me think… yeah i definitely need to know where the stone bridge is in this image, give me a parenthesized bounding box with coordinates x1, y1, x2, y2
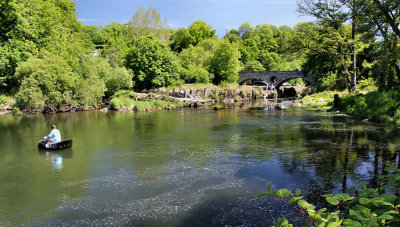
(238, 70, 313, 88)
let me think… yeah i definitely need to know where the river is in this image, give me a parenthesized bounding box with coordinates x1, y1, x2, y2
(0, 100, 399, 226)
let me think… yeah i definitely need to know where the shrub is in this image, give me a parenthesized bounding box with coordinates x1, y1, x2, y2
(104, 67, 133, 97)
(0, 95, 11, 105)
(133, 101, 153, 111)
(15, 77, 46, 111)
(109, 98, 125, 109)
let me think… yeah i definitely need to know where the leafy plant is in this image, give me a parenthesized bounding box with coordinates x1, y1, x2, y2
(256, 165, 400, 226)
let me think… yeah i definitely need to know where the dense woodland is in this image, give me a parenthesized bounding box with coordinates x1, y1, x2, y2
(0, 0, 400, 114)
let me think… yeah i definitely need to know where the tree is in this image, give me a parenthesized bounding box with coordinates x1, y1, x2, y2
(297, 0, 358, 92)
(170, 20, 217, 52)
(170, 28, 194, 52)
(129, 6, 169, 41)
(14, 56, 77, 108)
(210, 40, 242, 84)
(178, 45, 212, 83)
(188, 20, 217, 45)
(125, 36, 181, 89)
(355, 0, 400, 88)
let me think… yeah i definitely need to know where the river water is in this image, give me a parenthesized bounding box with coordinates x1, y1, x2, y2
(0, 100, 399, 226)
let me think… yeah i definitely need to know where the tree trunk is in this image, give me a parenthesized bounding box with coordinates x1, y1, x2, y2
(350, 1, 357, 93)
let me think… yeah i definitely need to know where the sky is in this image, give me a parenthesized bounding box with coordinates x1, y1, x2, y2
(74, 0, 314, 37)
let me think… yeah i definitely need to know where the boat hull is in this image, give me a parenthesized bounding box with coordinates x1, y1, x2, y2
(38, 139, 73, 150)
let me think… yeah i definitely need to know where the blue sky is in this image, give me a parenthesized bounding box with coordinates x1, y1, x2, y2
(74, 0, 314, 36)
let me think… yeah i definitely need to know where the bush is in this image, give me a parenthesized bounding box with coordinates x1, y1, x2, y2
(104, 67, 133, 97)
(15, 77, 46, 111)
(133, 101, 153, 111)
(0, 95, 11, 105)
(125, 36, 182, 89)
(11, 107, 22, 116)
(109, 98, 125, 109)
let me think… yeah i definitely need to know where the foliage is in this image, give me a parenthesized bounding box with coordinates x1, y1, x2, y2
(170, 20, 217, 52)
(257, 165, 400, 226)
(129, 6, 169, 41)
(109, 90, 136, 110)
(300, 90, 346, 110)
(132, 101, 153, 111)
(14, 56, 77, 107)
(333, 90, 400, 128)
(104, 67, 133, 97)
(0, 95, 11, 105)
(243, 59, 266, 71)
(125, 36, 181, 90)
(210, 40, 242, 84)
(14, 77, 46, 111)
(177, 45, 212, 83)
(0, 0, 92, 92)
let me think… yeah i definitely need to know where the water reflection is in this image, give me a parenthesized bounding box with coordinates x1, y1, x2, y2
(38, 149, 73, 170)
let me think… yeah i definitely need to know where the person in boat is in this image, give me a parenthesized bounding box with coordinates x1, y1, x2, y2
(43, 125, 61, 144)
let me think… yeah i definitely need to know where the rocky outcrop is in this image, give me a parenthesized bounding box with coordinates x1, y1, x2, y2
(160, 86, 277, 102)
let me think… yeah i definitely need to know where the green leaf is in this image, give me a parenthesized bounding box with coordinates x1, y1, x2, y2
(383, 210, 398, 215)
(358, 198, 370, 205)
(267, 182, 272, 193)
(371, 197, 392, 206)
(377, 214, 393, 221)
(326, 197, 340, 205)
(343, 219, 362, 227)
(276, 189, 292, 198)
(255, 192, 267, 199)
(275, 217, 290, 226)
(335, 193, 350, 200)
(322, 194, 334, 198)
(318, 208, 327, 213)
(287, 196, 302, 204)
(295, 189, 301, 196)
(381, 193, 397, 203)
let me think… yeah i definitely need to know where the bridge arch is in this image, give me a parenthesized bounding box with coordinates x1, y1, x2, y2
(238, 70, 313, 88)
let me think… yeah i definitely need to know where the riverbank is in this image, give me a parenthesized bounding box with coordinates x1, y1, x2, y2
(0, 85, 278, 114)
(297, 89, 400, 128)
(108, 85, 277, 112)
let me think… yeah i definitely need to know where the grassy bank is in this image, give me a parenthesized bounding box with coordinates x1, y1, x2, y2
(299, 89, 400, 128)
(109, 90, 185, 112)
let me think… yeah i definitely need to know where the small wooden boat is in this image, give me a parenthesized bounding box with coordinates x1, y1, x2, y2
(38, 139, 73, 150)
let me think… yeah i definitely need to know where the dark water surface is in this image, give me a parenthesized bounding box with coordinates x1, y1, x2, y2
(1, 101, 400, 226)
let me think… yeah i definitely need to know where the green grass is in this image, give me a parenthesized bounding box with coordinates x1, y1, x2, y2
(333, 90, 400, 127)
(0, 95, 11, 105)
(299, 90, 347, 110)
(109, 97, 135, 109)
(132, 101, 153, 111)
(300, 88, 400, 128)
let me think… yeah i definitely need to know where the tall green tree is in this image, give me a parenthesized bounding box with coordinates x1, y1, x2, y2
(355, 0, 400, 88)
(125, 36, 181, 89)
(177, 45, 212, 83)
(170, 20, 217, 52)
(210, 40, 242, 84)
(298, 0, 358, 91)
(129, 6, 169, 42)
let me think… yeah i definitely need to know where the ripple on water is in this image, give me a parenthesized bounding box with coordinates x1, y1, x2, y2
(37, 153, 252, 225)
